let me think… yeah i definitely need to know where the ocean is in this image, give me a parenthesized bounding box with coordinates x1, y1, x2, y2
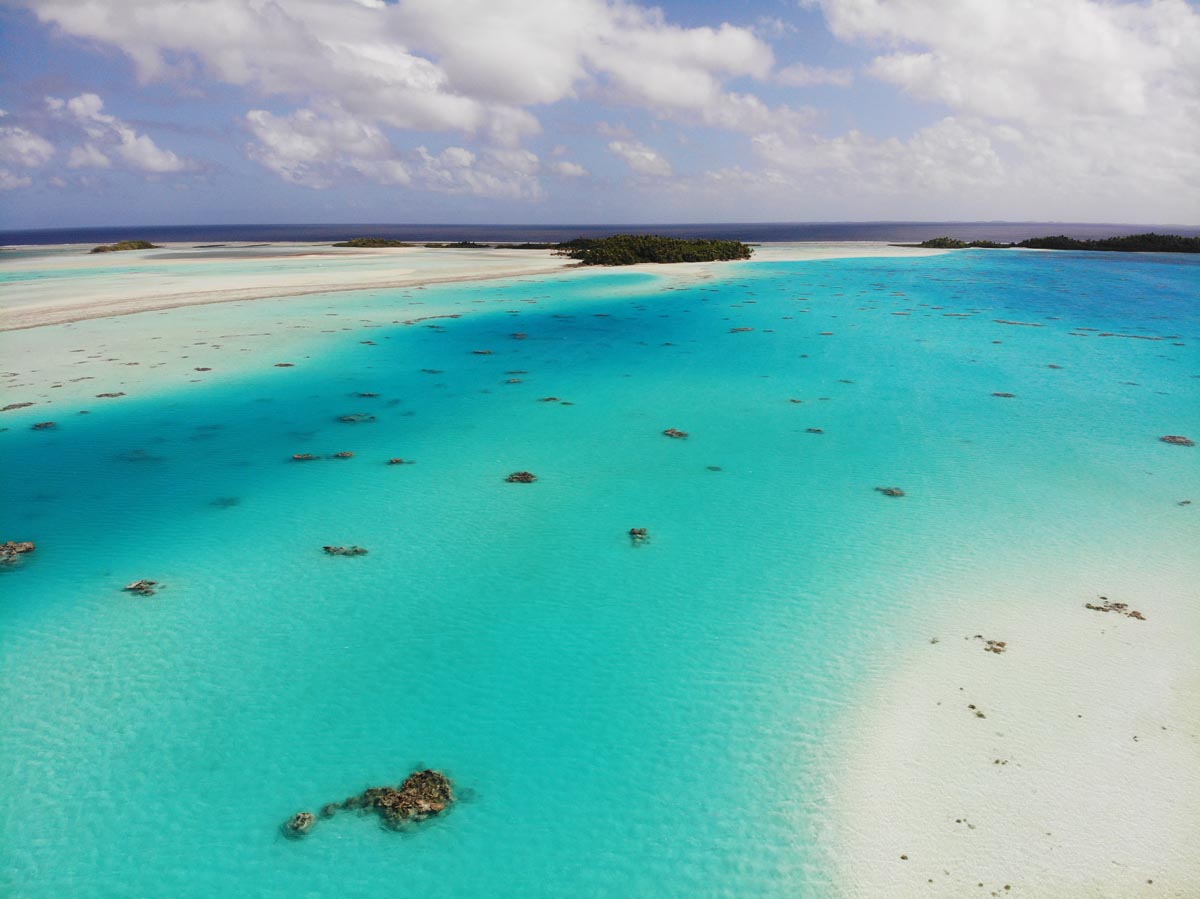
(4, 220, 1200, 247)
(1, 247, 1197, 897)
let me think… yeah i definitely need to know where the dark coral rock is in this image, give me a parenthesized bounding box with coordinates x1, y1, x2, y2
(0, 541, 36, 566)
(331, 451, 354, 459)
(628, 527, 649, 544)
(363, 770, 454, 827)
(323, 545, 368, 556)
(123, 579, 159, 596)
(875, 487, 905, 497)
(506, 471, 537, 483)
(662, 428, 688, 439)
(32, 421, 57, 430)
(338, 413, 376, 424)
(1160, 435, 1194, 446)
(283, 811, 316, 837)
(292, 453, 319, 461)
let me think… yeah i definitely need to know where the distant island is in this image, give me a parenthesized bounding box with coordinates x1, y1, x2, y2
(557, 234, 753, 265)
(332, 237, 412, 248)
(911, 233, 1200, 253)
(90, 240, 161, 253)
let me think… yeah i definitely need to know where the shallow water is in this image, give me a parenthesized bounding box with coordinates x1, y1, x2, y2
(1, 250, 1197, 898)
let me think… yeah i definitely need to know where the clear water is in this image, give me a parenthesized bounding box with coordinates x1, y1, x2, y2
(1, 250, 1197, 898)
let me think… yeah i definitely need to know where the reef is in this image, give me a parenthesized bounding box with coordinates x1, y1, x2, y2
(283, 769, 454, 838)
(283, 812, 316, 837)
(806, 427, 824, 434)
(331, 451, 354, 459)
(992, 392, 1016, 398)
(338, 413, 376, 424)
(32, 421, 57, 430)
(292, 453, 319, 461)
(973, 635, 1008, 654)
(387, 458, 409, 465)
(628, 527, 649, 545)
(2, 402, 34, 412)
(506, 471, 537, 483)
(96, 392, 126, 398)
(1085, 596, 1146, 620)
(875, 487, 906, 497)
(662, 428, 688, 439)
(1160, 435, 1194, 446)
(123, 579, 159, 596)
(0, 541, 36, 566)
(323, 545, 368, 556)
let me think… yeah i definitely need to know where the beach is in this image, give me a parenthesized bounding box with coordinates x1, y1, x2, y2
(1, 242, 1197, 898)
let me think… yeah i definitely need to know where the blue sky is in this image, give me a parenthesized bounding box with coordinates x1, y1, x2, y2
(1, 0, 1197, 228)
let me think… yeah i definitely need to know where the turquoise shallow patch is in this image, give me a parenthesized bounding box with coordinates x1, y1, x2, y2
(1, 251, 1197, 898)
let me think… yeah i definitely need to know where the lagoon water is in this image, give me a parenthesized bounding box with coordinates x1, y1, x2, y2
(1, 249, 1198, 898)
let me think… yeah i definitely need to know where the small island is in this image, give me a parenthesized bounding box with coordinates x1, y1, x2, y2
(89, 240, 161, 254)
(331, 237, 412, 248)
(910, 233, 1200, 253)
(557, 234, 753, 265)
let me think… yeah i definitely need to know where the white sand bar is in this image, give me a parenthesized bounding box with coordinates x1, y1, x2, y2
(826, 549, 1200, 899)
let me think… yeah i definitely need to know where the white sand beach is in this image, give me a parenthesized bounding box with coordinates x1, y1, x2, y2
(826, 546, 1200, 898)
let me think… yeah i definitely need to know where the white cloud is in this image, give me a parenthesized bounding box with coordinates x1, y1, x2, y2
(244, 104, 540, 197)
(0, 169, 33, 190)
(608, 140, 672, 177)
(47, 93, 192, 173)
(798, 0, 1200, 212)
(67, 143, 112, 169)
(0, 124, 55, 168)
(25, 0, 792, 192)
(551, 160, 587, 177)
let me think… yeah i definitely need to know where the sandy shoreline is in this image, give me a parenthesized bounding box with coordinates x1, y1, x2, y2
(826, 549, 1200, 898)
(0, 241, 945, 332)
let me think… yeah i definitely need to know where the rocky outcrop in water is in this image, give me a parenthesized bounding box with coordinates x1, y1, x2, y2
(32, 421, 57, 430)
(123, 579, 159, 596)
(628, 527, 649, 545)
(1085, 596, 1145, 619)
(323, 545, 368, 556)
(506, 471, 537, 483)
(338, 413, 376, 424)
(284, 769, 454, 838)
(1, 541, 35, 566)
(1160, 435, 1194, 446)
(875, 487, 905, 497)
(283, 812, 316, 838)
(662, 428, 688, 439)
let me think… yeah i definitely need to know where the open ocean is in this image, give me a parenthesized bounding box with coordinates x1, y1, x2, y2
(4, 220, 1200, 247)
(1, 247, 1198, 897)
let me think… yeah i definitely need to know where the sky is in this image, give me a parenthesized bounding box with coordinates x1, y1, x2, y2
(1, 0, 1198, 228)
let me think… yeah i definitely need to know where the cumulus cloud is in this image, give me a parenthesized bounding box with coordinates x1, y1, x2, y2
(0, 121, 54, 190)
(608, 140, 672, 177)
(245, 105, 540, 197)
(551, 160, 587, 177)
(793, 0, 1200, 213)
(23, 0, 795, 193)
(47, 93, 192, 172)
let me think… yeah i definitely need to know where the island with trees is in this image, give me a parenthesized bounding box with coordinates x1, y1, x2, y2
(90, 240, 161, 253)
(331, 237, 412, 248)
(557, 234, 753, 265)
(912, 233, 1200, 253)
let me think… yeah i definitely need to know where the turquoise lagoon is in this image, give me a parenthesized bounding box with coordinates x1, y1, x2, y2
(1, 249, 1197, 898)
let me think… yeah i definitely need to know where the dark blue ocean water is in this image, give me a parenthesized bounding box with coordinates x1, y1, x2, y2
(3, 221, 1199, 247)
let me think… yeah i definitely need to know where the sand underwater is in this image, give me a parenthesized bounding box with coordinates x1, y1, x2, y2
(1, 245, 1198, 898)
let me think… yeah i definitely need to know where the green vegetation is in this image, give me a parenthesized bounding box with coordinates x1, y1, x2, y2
(89, 240, 160, 253)
(1017, 233, 1200, 252)
(916, 233, 1199, 253)
(507, 242, 559, 249)
(332, 237, 412, 248)
(557, 234, 753, 265)
(423, 241, 489, 249)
